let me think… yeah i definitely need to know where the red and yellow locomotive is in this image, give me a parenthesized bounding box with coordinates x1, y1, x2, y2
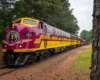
(2, 17, 89, 66)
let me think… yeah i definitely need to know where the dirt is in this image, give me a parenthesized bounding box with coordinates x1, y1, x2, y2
(0, 45, 90, 80)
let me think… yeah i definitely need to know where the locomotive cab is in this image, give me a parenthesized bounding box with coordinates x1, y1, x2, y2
(2, 17, 41, 66)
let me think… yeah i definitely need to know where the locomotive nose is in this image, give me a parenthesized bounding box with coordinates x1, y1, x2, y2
(6, 31, 19, 43)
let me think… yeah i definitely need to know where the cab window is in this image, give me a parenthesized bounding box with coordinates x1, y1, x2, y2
(39, 22, 43, 29)
(23, 19, 37, 25)
(14, 20, 21, 23)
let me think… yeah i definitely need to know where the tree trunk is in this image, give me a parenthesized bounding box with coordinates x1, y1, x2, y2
(90, 0, 100, 80)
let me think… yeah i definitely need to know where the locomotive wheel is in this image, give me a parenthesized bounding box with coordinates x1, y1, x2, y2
(51, 49, 55, 55)
(39, 51, 45, 60)
(28, 56, 34, 64)
(32, 56, 37, 64)
(45, 53, 49, 58)
(28, 56, 37, 64)
(47, 51, 51, 57)
(39, 56, 44, 60)
(36, 56, 40, 61)
(65, 47, 68, 51)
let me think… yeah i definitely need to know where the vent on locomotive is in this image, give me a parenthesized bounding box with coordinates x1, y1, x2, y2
(6, 31, 19, 42)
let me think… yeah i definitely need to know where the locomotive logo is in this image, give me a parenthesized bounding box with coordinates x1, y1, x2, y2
(6, 31, 19, 42)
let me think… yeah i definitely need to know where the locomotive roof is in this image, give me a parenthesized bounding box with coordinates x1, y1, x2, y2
(13, 17, 87, 41)
(13, 17, 39, 27)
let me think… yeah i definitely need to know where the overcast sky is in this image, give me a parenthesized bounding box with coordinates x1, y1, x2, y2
(69, 0, 93, 35)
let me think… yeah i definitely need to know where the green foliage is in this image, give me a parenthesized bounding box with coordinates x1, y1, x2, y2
(80, 30, 88, 40)
(0, 0, 80, 43)
(0, 19, 4, 43)
(0, 3, 14, 43)
(80, 30, 92, 42)
(0, 20, 4, 33)
(86, 30, 92, 42)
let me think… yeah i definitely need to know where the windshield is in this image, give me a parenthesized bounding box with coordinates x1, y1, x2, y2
(14, 20, 21, 23)
(23, 19, 37, 25)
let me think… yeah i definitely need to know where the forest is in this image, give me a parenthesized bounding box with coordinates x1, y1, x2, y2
(0, 0, 80, 43)
(80, 30, 92, 43)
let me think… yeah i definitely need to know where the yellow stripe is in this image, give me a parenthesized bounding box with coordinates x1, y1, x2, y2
(34, 35, 71, 44)
(14, 49, 35, 52)
(13, 40, 77, 52)
(2, 49, 6, 52)
(2, 41, 80, 53)
(2, 36, 81, 53)
(34, 35, 44, 43)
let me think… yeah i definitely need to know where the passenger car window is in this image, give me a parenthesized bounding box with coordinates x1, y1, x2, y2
(53, 29, 56, 34)
(47, 26, 53, 33)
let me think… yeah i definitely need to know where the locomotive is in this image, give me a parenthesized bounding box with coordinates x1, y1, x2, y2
(2, 17, 89, 66)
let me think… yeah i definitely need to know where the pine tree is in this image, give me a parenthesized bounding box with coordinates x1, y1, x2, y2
(90, 0, 100, 79)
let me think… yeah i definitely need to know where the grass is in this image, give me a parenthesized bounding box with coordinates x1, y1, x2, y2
(73, 46, 92, 70)
(66, 46, 92, 80)
(61, 78, 66, 80)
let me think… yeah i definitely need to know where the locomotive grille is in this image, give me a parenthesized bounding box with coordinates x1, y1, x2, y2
(7, 49, 14, 53)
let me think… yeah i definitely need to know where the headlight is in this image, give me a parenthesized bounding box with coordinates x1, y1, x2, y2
(23, 33, 34, 37)
(4, 44, 7, 48)
(10, 23, 15, 29)
(19, 44, 22, 48)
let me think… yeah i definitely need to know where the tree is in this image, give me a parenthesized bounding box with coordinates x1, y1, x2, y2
(86, 30, 92, 42)
(0, 0, 80, 43)
(0, 1, 14, 43)
(0, 19, 4, 43)
(80, 30, 88, 40)
(90, 0, 100, 80)
(10, 0, 79, 35)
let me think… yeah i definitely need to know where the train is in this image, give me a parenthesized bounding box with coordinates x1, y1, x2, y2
(2, 17, 89, 66)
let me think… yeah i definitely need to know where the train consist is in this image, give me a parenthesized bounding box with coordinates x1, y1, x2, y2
(2, 17, 89, 66)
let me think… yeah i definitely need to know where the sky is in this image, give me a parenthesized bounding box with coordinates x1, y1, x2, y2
(69, 0, 93, 35)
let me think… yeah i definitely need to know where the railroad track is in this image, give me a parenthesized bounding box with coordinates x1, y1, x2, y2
(0, 66, 7, 69)
(0, 65, 27, 77)
(0, 46, 84, 77)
